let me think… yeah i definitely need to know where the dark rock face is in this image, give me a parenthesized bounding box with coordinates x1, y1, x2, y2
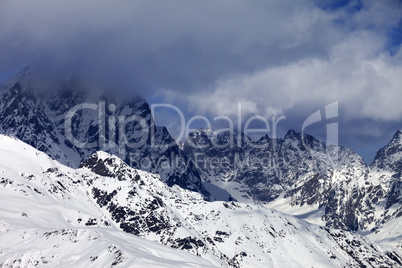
(371, 130, 402, 172)
(1, 68, 402, 238)
(76, 151, 402, 267)
(184, 129, 343, 202)
(184, 128, 402, 232)
(0, 83, 60, 154)
(326, 228, 402, 267)
(80, 152, 212, 257)
(0, 72, 209, 199)
(368, 130, 402, 227)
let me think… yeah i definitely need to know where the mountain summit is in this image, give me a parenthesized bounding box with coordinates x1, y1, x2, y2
(0, 71, 210, 199)
(1, 134, 401, 267)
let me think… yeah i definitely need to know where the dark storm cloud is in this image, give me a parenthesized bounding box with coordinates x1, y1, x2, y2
(0, 0, 340, 93)
(1, 0, 402, 162)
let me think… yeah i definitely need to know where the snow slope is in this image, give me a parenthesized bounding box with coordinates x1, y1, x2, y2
(0, 135, 215, 268)
(0, 70, 210, 199)
(185, 129, 402, 237)
(1, 135, 401, 267)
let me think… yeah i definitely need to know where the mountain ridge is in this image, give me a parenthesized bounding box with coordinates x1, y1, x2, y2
(183, 128, 402, 236)
(1, 134, 401, 267)
(1, 69, 402, 265)
(0, 71, 210, 200)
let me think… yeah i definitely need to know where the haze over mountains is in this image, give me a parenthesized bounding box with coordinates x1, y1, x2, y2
(0, 68, 209, 199)
(0, 69, 402, 267)
(1, 0, 402, 266)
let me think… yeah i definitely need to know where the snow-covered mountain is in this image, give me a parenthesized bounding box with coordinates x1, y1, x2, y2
(1, 135, 401, 267)
(2, 68, 402, 266)
(183, 129, 402, 237)
(367, 131, 402, 229)
(0, 68, 209, 199)
(371, 130, 402, 173)
(0, 135, 215, 268)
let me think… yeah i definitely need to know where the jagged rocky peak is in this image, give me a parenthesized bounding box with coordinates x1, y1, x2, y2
(326, 144, 367, 168)
(185, 129, 236, 146)
(215, 130, 251, 144)
(284, 129, 298, 139)
(371, 129, 402, 172)
(7, 81, 22, 95)
(2, 135, 402, 267)
(183, 126, 380, 232)
(281, 129, 304, 151)
(282, 129, 326, 152)
(185, 129, 251, 151)
(184, 129, 213, 149)
(256, 133, 272, 144)
(0, 67, 210, 199)
(214, 130, 234, 144)
(389, 129, 402, 144)
(79, 151, 129, 178)
(0, 65, 31, 92)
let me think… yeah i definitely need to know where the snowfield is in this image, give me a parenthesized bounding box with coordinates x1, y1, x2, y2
(1, 135, 401, 267)
(0, 135, 215, 268)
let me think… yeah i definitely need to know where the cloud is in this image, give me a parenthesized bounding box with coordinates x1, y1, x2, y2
(0, 0, 401, 161)
(175, 30, 402, 122)
(0, 0, 342, 92)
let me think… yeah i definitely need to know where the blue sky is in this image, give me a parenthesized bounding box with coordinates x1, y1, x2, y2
(0, 0, 401, 163)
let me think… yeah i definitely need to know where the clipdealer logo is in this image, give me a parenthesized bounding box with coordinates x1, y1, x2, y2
(63, 100, 339, 172)
(302, 101, 339, 166)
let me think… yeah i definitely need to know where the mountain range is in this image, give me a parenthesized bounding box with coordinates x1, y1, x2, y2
(183, 128, 402, 238)
(0, 68, 401, 267)
(1, 135, 402, 267)
(0, 67, 209, 199)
